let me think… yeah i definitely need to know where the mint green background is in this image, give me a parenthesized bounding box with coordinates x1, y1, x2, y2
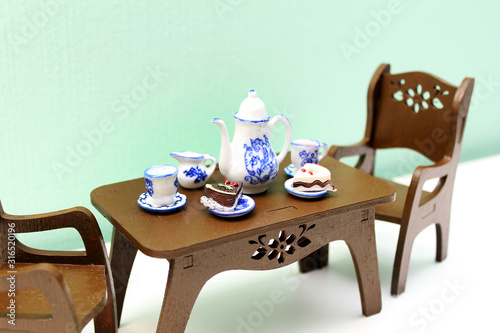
(1, 0, 499, 250)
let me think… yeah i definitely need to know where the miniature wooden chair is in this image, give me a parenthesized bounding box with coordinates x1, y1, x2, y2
(302, 64, 474, 295)
(0, 200, 117, 332)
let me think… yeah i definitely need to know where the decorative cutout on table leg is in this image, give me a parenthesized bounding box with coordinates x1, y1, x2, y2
(250, 224, 315, 264)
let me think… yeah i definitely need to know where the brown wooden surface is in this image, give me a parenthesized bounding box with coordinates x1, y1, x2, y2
(92, 153, 396, 332)
(0, 203, 117, 333)
(329, 63, 474, 295)
(374, 180, 433, 223)
(156, 206, 382, 332)
(91, 154, 396, 259)
(0, 263, 106, 322)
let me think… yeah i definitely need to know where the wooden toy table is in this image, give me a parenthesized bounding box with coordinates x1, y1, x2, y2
(91, 155, 395, 333)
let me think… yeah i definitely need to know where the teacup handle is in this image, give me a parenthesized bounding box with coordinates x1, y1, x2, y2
(317, 142, 328, 162)
(269, 114, 293, 166)
(203, 154, 217, 178)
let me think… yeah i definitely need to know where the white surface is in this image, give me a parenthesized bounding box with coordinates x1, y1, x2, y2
(84, 155, 500, 333)
(236, 90, 268, 121)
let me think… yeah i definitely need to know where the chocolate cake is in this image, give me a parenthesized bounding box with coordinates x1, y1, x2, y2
(200, 180, 243, 212)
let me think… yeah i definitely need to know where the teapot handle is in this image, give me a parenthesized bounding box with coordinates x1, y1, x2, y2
(269, 114, 292, 166)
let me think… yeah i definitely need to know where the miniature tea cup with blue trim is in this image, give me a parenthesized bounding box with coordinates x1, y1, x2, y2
(290, 139, 328, 172)
(144, 165, 178, 206)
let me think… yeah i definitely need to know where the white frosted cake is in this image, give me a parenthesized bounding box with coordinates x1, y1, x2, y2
(293, 164, 335, 192)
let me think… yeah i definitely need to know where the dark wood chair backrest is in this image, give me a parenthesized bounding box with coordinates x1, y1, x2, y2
(366, 64, 473, 163)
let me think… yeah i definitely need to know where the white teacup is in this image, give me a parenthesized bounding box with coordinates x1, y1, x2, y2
(291, 139, 328, 170)
(144, 165, 178, 206)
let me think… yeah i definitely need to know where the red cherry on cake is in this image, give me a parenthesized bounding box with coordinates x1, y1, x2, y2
(224, 179, 230, 185)
(300, 168, 306, 172)
(308, 171, 313, 175)
(231, 182, 239, 187)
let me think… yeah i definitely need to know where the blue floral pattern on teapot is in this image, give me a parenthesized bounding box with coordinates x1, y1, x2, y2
(243, 135, 278, 185)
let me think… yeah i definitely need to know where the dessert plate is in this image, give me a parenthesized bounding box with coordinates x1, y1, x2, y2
(284, 164, 297, 177)
(137, 192, 187, 213)
(284, 178, 329, 199)
(208, 195, 255, 218)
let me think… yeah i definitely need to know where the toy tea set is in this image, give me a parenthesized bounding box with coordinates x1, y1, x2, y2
(137, 90, 335, 216)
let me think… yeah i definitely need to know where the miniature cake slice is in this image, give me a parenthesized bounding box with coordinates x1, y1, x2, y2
(200, 180, 243, 212)
(293, 164, 335, 192)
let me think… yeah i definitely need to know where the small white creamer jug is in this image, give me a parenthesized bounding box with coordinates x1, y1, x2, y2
(170, 151, 216, 189)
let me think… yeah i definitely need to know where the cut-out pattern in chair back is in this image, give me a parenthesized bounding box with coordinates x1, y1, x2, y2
(372, 71, 458, 162)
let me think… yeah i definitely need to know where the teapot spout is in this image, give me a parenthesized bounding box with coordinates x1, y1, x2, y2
(212, 118, 232, 175)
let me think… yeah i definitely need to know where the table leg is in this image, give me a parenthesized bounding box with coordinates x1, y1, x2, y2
(298, 244, 329, 273)
(156, 258, 212, 333)
(299, 207, 381, 315)
(344, 207, 381, 316)
(109, 227, 138, 325)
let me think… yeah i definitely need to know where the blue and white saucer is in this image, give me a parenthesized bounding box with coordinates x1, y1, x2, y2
(284, 178, 328, 199)
(284, 164, 297, 177)
(137, 192, 186, 213)
(208, 195, 255, 218)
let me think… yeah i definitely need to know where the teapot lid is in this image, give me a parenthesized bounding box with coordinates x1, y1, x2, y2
(234, 90, 269, 122)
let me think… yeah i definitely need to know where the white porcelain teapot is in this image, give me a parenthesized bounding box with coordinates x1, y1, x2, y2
(212, 90, 292, 194)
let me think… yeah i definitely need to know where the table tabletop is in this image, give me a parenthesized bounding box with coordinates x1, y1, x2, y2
(91, 155, 395, 259)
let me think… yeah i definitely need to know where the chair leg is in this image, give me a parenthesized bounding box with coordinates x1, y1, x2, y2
(94, 290, 118, 333)
(435, 220, 450, 262)
(94, 254, 118, 333)
(109, 228, 138, 326)
(298, 244, 329, 273)
(391, 225, 417, 296)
